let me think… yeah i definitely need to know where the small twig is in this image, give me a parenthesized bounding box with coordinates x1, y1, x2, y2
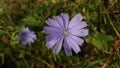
(104, 50, 113, 55)
(102, 58, 111, 68)
(102, 62, 107, 68)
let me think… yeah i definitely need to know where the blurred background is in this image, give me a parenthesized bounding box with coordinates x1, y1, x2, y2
(0, 0, 120, 68)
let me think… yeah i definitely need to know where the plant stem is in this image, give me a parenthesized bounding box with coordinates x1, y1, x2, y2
(107, 14, 120, 39)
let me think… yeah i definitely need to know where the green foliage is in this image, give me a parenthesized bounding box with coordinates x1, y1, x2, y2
(22, 15, 42, 26)
(0, 0, 120, 68)
(91, 32, 114, 51)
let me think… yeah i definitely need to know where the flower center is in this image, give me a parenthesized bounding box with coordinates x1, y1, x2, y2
(21, 32, 29, 41)
(63, 29, 69, 37)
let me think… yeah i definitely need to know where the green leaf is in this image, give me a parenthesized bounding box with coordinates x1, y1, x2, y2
(71, 56, 80, 63)
(91, 32, 114, 51)
(18, 52, 25, 59)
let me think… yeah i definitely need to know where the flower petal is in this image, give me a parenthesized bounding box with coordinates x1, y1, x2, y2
(46, 33, 62, 49)
(27, 40, 33, 45)
(69, 34, 84, 46)
(19, 27, 36, 46)
(53, 37, 63, 54)
(23, 27, 29, 32)
(46, 39, 58, 49)
(66, 36, 81, 54)
(46, 18, 61, 29)
(29, 34, 36, 39)
(70, 21, 87, 30)
(46, 33, 61, 42)
(69, 29, 88, 37)
(55, 16, 64, 29)
(69, 13, 83, 28)
(61, 13, 69, 29)
(63, 38, 72, 56)
(21, 41, 27, 45)
(43, 26, 61, 34)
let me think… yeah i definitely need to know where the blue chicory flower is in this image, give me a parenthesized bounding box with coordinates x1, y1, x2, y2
(43, 13, 88, 56)
(18, 27, 36, 45)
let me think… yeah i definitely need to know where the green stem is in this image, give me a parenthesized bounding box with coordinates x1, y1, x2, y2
(107, 14, 120, 39)
(23, 58, 29, 68)
(29, 44, 32, 53)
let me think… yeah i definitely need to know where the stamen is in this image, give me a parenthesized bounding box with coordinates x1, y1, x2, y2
(63, 29, 69, 37)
